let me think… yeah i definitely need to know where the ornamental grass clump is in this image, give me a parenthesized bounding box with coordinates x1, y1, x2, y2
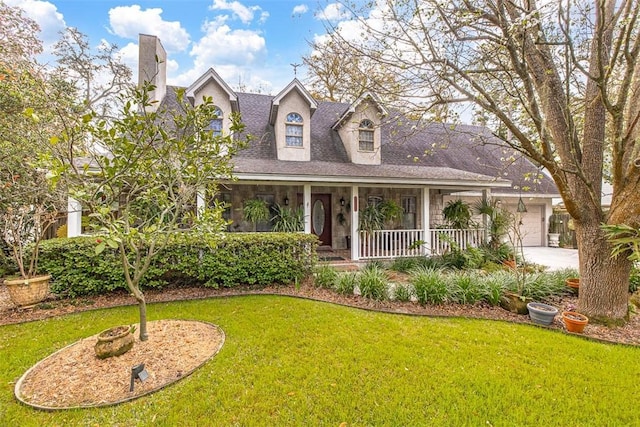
(392, 283, 414, 302)
(333, 272, 357, 295)
(357, 263, 388, 300)
(448, 272, 484, 304)
(313, 265, 338, 289)
(410, 266, 448, 305)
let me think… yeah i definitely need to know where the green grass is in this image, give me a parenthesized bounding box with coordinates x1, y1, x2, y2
(1, 295, 639, 426)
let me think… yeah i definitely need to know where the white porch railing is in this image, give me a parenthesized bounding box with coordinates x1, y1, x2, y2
(359, 229, 424, 259)
(430, 228, 485, 255)
(357, 228, 485, 259)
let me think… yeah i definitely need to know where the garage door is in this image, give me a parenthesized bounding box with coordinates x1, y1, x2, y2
(506, 204, 544, 246)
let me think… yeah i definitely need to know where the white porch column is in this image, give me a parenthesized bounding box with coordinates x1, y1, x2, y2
(482, 188, 491, 243)
(67, 196, 82, 237)
(304, 184, 312, 234)
(350, 185, 359, 261)
(196, 189, 206, 217)
(422, 187, 431, 255)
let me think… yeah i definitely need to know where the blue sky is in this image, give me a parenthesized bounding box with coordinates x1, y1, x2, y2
(7, 0, 352, 94)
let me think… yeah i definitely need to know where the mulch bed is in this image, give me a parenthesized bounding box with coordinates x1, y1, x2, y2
(15, 320, 224, 409)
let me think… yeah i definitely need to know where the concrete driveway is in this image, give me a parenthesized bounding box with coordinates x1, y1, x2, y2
(522, 247, 579, 271)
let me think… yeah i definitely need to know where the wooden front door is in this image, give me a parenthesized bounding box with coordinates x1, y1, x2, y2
(311, 194, 332, 246)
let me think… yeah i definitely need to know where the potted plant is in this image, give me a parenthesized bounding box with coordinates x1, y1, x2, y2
(562, 311, 589, 333)
(271, 203, 304, 232)
(548, 214, 562, 247)
(1, 155, 65, 307)
(242, 198, 271, 231)
(443, 199, 473, 229)
(359, 199, 403, 255)
(566, 277, 580, 294)
(527, 302, 559, 325)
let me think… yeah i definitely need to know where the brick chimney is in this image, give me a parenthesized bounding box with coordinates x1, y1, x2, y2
(138, 34, 167, 110)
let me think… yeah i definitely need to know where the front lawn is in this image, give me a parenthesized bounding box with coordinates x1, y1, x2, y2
(1, 296, 638, 426)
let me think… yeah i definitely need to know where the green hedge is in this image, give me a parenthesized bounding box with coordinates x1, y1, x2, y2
(38, 233, 318, 297)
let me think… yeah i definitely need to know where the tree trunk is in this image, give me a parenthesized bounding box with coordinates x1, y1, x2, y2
(128, 282, 148, 341)
(137, 295, 148, 341)
(575, 220, 631, 324)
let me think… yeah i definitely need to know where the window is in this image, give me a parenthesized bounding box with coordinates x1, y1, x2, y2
(359, 119, 374, 151)
(209, 107, 223, 136)
(285, 112, 303, 147)
(401, 196, 417, 229)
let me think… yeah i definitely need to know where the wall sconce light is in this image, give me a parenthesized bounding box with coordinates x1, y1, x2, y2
(340, 196, 345, 207)
(284, 196, 289, 206)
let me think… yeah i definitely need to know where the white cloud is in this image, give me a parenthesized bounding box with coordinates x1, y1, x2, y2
(317, 3, 350, 22)
(172, 16, 266, 87)
(209, 0, 265, 25)
(5, 0, 65, 47)
(292, 4, 309, 15)
(108, 5, 190, 53)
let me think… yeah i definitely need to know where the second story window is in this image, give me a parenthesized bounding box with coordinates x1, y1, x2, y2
(359, 119, 374, 151)
(209, 107, 223, 136)
(285, 112, 303, 147)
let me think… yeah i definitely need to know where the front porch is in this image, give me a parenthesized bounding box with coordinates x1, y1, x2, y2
(65, 182, 494, 260)
(204, 182, 491, 261)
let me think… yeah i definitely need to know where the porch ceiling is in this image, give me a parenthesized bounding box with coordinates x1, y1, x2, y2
(232, 158, 511, 189)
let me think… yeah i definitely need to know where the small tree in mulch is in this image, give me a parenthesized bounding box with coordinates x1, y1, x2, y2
(52, 82, 247, 341)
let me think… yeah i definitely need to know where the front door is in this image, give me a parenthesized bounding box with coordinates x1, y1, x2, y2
(311, 194, 332, 246)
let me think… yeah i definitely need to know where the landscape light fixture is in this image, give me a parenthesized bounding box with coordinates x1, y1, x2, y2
(517, 196, 527, 213)
(130, 363, 149, 392)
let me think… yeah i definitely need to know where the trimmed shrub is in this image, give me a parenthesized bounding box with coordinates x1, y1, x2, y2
(38, 233, 318, 297)
(410, 266, 448, 305)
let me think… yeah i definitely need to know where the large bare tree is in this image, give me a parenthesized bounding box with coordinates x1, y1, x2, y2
(312, 0, 640, 323)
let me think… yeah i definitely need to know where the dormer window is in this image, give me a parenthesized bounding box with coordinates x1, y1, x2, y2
(209, 106, 223, 136)
(285, 112, 304, 147)
(359, 119, 375, 152)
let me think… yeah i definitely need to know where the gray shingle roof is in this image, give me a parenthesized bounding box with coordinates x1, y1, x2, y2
(165, 86, 557, 194)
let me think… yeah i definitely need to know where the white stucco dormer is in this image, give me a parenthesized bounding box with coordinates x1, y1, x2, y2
(333, 92, 388, 165)
(185, 68, 239, 135)
(269, 79, 318, 162)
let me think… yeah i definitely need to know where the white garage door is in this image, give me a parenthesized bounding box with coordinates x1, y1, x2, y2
(506, 204, 544, 246)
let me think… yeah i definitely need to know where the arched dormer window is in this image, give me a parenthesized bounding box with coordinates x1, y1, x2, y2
(285, 112, 304, 147)
(359, 119, 374, 152)
(209, 106, 223, 136)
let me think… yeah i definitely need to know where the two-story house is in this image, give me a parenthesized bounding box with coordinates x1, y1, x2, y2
(68, 34, 559, 261)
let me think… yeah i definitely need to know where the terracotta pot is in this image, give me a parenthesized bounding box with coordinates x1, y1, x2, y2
(566, 278, 580, 295)
(566, 277, 579, 288)
(503, 259, 516, 269)
(562, 311, 588, 333)
(500, 292, 533, 314)
(94, 325, 135, 359)
(527, 302, 558, 326)
(4, 275, 51, 307)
